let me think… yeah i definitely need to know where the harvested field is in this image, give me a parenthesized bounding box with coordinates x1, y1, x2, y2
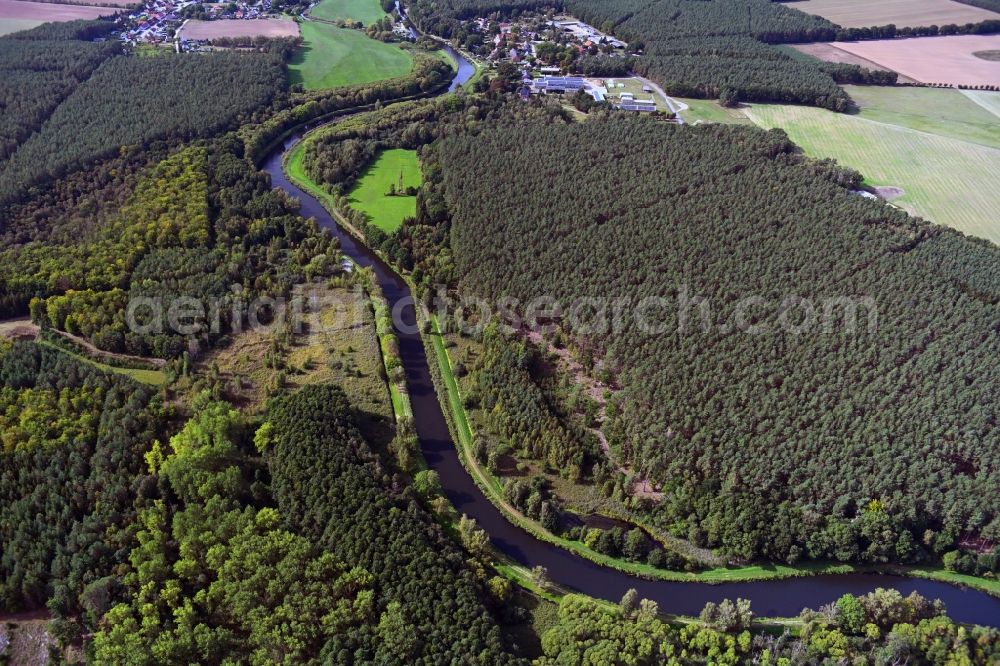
(788, 0, 1000, 29)
(789, 43, 917, 83)
(19, 0, 137, 5)
(833, 34, 1000, 86)
(0, 0, 110, 21)
(178, 17, 300, 40)
(962, 88, 1000, 117)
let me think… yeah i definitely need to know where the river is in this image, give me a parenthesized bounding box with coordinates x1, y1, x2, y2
(260, 52, 1000, 629)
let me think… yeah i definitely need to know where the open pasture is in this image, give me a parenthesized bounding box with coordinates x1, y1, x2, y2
(788, 0, 1000, 29)
(0, 0, 110, 22)
(347, 149, 421, 234)
(745, 103, 1000, 243)
(833, 34, 1000, 86)
(179, 17, 300, 40)
(288, 21, 412, 89)
(844, 85, 1000, 148)
(310, 0, 387, 25)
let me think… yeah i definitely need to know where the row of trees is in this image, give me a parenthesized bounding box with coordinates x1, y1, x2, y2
(429, 116, 1000, 564)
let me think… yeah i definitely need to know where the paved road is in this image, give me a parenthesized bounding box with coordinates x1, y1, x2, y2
(632, 74, 688, 123)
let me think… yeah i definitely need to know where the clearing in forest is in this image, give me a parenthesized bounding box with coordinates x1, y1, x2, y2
(347, 149, 421, 234)
(789, 0, 1000, 29)
(288, 21, 411, 89)
(310, 0, 388, 26)
(745, 102, 1000, 243)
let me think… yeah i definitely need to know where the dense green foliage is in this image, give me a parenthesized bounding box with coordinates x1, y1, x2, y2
(243, 50, 453, 163)
(0, 342, 164, 615)
(538, 590, 999, 665)
(428, 117, 1000, 564)
(262, 384, 523, 663)
(2, 138, 336, 357)
(92, 396, 379, 664)
(0, 27, 119, 163)
(0, 52, 285, 201)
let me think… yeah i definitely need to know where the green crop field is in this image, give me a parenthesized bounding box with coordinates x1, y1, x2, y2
(844, 85, 1000, 150)
(310, 0, 387, 25)
(961, 89, 1000, 120)
(288, 21, 412, 90)
(745, 103, 1000, 244)
(347, 149, 421, 233)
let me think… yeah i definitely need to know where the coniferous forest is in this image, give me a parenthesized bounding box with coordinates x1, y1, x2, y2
(427, 117, 1000, 564)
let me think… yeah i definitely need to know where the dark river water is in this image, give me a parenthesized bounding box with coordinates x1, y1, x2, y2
(260, 54, 1000, 628)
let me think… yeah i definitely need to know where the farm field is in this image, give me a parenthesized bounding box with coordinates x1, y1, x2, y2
(788, 43, 915, 82)
(744, 103, 1000, 243)
(310, 0, 387, 25)
(347, 149, 421, 233)
(0, 16, 40, 34)
(833, 34, 1000, 86)
(844, 85, 1000, 149)
(677, 97, 753, 124)
(288, 21, 412, 89)
(178, 17, 299, 40)
(788, 0, 1000, 29)
(0, 0, 109, 22)
(963, 88, 1000, 117)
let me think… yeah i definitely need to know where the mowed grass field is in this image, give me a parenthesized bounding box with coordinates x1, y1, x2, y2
(311, 0, 387, 25)
(845, 85, 1000, 149)
(790, 0, 1000, 29)
(744, 102, 1000, 244)
(348, 149, 421, 233)
(288, 21, 412, 89)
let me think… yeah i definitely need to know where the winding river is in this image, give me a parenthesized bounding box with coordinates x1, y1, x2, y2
(261, 50, 1000, 628)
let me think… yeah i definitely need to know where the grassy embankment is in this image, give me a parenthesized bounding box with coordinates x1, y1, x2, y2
(37, 340, 167, 385)
(427, 316, 1000, 597)
(289, 21, 413, 90)
(310, 0, 387, 25)
(348, 148, 422, 234)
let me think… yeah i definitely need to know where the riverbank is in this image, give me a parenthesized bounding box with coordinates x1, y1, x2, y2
(263, 95, 1000, 628)
(425, 315, 1000, 599)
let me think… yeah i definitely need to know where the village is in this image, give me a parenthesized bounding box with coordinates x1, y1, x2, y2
(118, 0, 276, 46)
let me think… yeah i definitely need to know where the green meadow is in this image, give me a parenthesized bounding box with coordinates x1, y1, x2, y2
(288, 21, 412, 90)
(347, 149, 422, 233)
(310, 0, 388, 25)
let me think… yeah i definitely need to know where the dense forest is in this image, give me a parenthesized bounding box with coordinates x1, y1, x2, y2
(0, 342, 166, 618)
(0, 51, 285, 202)
(260, 384, 522, 663)
(0, 22, 119, 163)
(1, 136, 337, 357)
(426, 117, 1000, 565)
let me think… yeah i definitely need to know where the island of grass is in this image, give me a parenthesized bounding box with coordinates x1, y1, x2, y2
(310, 0, 387, 25)
(289, 22, 413, 90)
(347, 149, 422, 234)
